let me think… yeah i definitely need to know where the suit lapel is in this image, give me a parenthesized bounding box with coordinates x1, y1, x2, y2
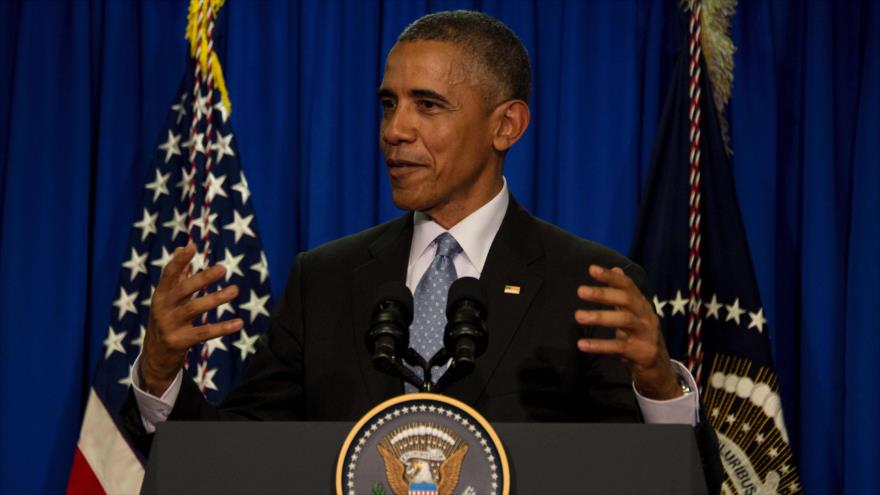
(351, 215, 412, 403)
(446, 196, 545, 404)
(350, 197, 545, 406)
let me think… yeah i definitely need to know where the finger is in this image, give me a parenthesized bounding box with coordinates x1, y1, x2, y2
(577, 337, 626, 355)
(179, 318, 244, 348)
(577, 285, 641, 312)
(574, 309, 641, 331)
(174, 264, 227, 301)
(180, 284, 239, 320)
(589, 265, 638, 291)
(158, 243, 196, 291)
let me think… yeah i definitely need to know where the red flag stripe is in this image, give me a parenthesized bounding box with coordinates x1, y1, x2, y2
(68, 389, 144, 494)
(67, 448, 106, 495)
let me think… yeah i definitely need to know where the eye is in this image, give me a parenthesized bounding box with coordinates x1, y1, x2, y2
(419, 100, 439, 110)
(380, 98, 396, 110)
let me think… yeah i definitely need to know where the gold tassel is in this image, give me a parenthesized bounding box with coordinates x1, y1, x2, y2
(184, 0, 232, 115)
(700, 0, 736, 155)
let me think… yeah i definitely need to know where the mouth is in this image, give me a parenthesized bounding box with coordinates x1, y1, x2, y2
(386, 159, 428, 181)
(386, 159, 428, 168)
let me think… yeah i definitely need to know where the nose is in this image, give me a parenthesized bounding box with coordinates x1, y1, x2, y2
(381, 104, 417, 145)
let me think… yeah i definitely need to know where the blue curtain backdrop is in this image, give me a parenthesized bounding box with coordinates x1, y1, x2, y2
(0, 0, 876, 493)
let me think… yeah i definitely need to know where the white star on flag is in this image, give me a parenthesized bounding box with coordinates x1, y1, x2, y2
(141, 285, 155, 308)
(118, 365, 134, 387)
(121, 247, 148, 282)
(131, 326, 146, 351)
(190, 250, 207, 274)
(232, 171, 250, 204)
(133, 208, 158, 242)
(240, 289, 270, 323)
(145, 170, 171, 203)
(748, 308, 767, 333)
(157, 130, 182, 164)
(203, 336, 228, 357)
(214, 100, 229, 123)
(150, 247, 175, 273)
(103, 327, 128, 359)
(182, 132, 205, 156)
(211, 131, 235, 163)
(195, 208, 219, 236)
(224, 211, 256, 243)
(194, 93, 211, 120)
(251, 252, 269, 284)
(704, 294, 723, 319)
(652, 296, 667, 317)
(196, 362, 219, 391)
(171, 94, 187, 124)
(219, 248, 245, 281)
(233, 329, 259, 361)
(112, 287, 139, 320)
(162, 208, 188, 240)
(205, 172, 228, 202)
(216, 300, 235, 319)
(176, 167, 196, 201)
(669, 290, 688, 316)
(725, 298, 746, 325)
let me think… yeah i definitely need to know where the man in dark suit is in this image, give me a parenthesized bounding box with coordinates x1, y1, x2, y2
(125, 10, 721, 490)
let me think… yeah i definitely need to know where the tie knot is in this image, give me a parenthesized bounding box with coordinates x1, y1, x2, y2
(434, 232, 462, 258)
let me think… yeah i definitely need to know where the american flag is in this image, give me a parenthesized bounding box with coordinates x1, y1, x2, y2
(67, 1, 271, 492)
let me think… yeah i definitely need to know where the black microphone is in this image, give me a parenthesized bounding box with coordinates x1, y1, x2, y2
(441, 276, 488, 379)
(365, 281, 413, 374)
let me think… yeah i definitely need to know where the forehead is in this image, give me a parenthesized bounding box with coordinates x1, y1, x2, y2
(381, 41, 472, 91)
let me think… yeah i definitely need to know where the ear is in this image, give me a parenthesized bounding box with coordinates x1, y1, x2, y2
(491, 100, 531, 152)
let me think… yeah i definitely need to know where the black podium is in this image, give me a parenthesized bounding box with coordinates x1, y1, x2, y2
(141, 421, 707, 494)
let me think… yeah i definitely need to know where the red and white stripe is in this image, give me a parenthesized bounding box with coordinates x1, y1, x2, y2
(67, 390, 144, 495)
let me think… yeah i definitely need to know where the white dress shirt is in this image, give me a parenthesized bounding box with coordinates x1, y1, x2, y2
(133, 177, 699, 431)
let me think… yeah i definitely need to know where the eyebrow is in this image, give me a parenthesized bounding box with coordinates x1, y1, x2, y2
(410, 89, 451, 104)
(377, 87, 451, 105)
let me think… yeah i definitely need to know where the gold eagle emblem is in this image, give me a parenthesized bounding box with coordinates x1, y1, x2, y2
(377, 422, 469, 495)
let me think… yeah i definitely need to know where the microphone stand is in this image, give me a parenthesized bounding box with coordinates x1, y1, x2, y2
(401, 347, 469, 393)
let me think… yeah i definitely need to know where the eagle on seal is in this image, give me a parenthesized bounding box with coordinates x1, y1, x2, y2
(377, 423, 469, 495)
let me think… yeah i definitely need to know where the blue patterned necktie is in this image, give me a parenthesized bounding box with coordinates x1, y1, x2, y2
(406, 232, 462, 392)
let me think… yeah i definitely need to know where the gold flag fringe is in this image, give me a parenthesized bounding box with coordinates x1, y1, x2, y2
(185, 0, 231, 115)
(685, 0, 737, 155)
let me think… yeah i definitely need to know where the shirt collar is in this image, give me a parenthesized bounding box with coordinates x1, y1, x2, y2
(409, 178, 510, 274)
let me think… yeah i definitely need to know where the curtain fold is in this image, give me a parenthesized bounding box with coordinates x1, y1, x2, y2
(0, 1, 876, 493)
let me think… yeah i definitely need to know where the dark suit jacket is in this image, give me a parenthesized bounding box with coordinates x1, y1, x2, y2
(123, 195, 721, 491)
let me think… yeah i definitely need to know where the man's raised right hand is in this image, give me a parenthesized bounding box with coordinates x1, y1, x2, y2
(140, 242, 244, 396)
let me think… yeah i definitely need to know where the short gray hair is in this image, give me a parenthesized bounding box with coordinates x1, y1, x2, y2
(397, 10, 532, 106)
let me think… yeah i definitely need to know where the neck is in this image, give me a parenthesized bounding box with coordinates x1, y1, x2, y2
(426, 175, 504, 229)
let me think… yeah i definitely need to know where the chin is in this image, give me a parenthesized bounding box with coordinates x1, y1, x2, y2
(390, 188, 433, 213)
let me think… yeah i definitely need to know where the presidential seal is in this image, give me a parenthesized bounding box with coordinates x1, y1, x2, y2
(336, 393, 509, 495)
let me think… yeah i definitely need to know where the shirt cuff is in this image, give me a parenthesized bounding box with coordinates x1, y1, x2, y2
(633, 360, 700, 426)
(130, 353, 183, 434)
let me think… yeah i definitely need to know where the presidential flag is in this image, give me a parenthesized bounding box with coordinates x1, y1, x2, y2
(67, 1, 272, 492)
(630, 2, 802, 493)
